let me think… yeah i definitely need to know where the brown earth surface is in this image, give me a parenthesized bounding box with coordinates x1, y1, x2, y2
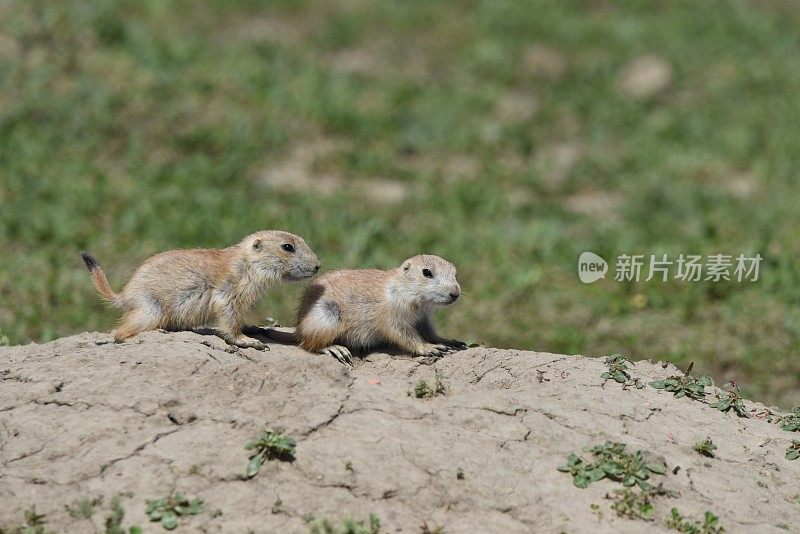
(1, 330, 799, 533)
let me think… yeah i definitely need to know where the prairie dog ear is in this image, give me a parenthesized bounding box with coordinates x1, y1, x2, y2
(401, 260, 411, 272)
(252, 238, 261, 250)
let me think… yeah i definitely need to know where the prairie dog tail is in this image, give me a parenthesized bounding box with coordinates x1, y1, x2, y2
(80, 252, 122, 306)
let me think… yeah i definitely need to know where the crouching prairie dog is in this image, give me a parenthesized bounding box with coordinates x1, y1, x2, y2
(81, 230, 320, 349)
(296, 254, 466, 364)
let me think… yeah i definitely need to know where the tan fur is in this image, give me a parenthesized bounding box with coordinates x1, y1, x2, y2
(296, 255, 464, 362)
(89, 267, 118, 303)
(82, 230, 320, 348)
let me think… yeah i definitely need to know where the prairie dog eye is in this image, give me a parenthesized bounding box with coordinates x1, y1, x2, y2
(422, 268, 433, 278)
(282, 243, 295, 253)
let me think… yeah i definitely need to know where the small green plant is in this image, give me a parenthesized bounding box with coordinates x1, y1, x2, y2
(420, 522, 445, 534)
(104, 496, 142, 534)
(666, 508, 724, 533)
(272, 498, 284, 514)
(601, 354, 632, 383)
(456, 467, 465, 480)
(609, 485, 677, 520)
(693, 438, 717, 458)
(145, 494, 203, 530)
(65, 498, 98, 519)
(245, 428, 297, 477)
(601, 355, 643, 388)
(650, 372, 712, 400)
(412, 369, 446, 399)
(105, 497, 124, 534)
(785, 440, 800, 461)
(778, 407, 800, 432)
(433, 369, 445, 394)
(557, 442, 666, 489)
(536, 370, 549, 383)
(709, 382, 748, 417)
(307, 514, 381, 534)
(0, 327, 9, 346)
(414, 381, 432, 398)
(0, 506, 52, 534)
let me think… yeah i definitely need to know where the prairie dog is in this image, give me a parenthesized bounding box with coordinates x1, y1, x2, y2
(296, 255, 466, 364)
(81, 230, 320, 349)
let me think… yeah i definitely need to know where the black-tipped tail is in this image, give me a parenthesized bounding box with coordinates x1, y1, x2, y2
(81, 251, 99, 271)
(80, 251, 120, 304)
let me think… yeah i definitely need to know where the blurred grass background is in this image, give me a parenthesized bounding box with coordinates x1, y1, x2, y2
(1, 0, 799, 406)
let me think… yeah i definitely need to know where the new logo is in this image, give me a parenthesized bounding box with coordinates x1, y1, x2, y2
(578, 252, 608, 284)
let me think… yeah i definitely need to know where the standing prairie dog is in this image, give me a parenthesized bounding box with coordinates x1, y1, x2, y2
(81, 230, 320, 349)
(296, 255, 466, 364)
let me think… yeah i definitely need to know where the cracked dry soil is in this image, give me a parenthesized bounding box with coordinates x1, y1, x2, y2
(1, 330, 799, 533)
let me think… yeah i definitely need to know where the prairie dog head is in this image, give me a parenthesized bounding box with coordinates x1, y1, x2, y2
(243, 230, 320, 281)
(398, 255, 461, 307)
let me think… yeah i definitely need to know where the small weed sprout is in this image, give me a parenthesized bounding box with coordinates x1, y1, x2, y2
(536, 370, 549, 383)
(1, 506, 52, 534)
(413, 380, 431, 398)
(420, 521, 445, 534)
(709, 382, 748, 417)
(272, 498, 283, 514)
(104, 496, 142, 534)
(609, 485, 677, 520)
(105, 497, 124, 534)
(145, 494, 203, 530)
(778, 407, 800, 432)
(557, 442, 666, 489)
(693, 438, 717, 458)
(666, 508, 724, 533)
(433, 370, 445, 395)
(601, 355, 643, 389)
(245, 428, 297, 477)
(307, 513, 381, 534)
(650, 370, 712, 400)
(785, 441, 800, 461)
(65, 498, 98, 519)
(412, 370, 446, 399)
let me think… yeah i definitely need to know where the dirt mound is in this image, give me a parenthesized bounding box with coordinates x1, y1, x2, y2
(1, 331, 798, 533)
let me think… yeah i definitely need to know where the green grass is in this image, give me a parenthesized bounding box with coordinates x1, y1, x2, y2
(1, 0, 799, 406)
